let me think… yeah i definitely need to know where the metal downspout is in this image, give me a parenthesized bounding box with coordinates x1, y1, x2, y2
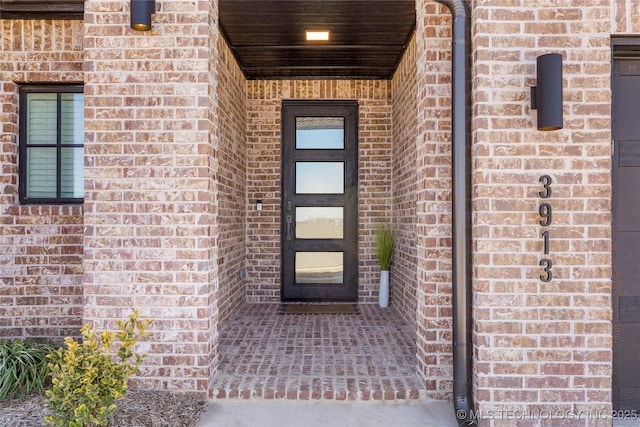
(433, 1, 476, 425)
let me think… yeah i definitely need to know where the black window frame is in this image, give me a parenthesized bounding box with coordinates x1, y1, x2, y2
(19, 84, 84, 205)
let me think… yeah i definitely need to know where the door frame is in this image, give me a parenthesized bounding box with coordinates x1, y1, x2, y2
(280, 100, 359, 302)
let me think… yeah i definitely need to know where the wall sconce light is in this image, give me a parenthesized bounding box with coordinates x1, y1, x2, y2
(131, 0, 155, 31)
(531, 53, 563, 131)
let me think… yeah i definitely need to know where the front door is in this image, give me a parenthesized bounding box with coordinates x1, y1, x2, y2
(612, 57, 640, 411)
(281, 100, 358, 301)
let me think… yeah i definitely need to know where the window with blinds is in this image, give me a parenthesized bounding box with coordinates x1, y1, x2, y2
(19, 85, 84, 204)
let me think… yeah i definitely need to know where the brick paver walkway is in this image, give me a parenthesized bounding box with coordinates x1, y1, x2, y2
(211, 303, 426, 401)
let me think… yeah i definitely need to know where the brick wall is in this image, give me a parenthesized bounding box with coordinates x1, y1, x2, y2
(82, 0, 218, 394)
(0, 20, 84, 341)
(470, 1, 612, 424)
(216, 35, 247, 327)
(391, 34, 418, 324)
(613, 0, 640, 32)
(415, 1, 455, 399)
(416, 5, 615, 419)
(245, 81, 393, 303)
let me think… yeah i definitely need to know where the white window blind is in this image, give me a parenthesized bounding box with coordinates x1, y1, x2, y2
(60, 93, 84, 198)
(60, 93, 84, 144)
(27, 147, 57, 198)
(24, 91, 84, 200)
(61, 147, 84, 198)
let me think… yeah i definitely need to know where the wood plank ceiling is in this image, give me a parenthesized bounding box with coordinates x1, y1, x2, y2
(218, 0, 416, 80)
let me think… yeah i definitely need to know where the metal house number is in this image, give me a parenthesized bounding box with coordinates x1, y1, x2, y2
(538, 175, 553, 282)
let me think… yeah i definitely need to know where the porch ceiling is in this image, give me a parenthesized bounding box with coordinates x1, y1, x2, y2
(218, 0, 416, 80)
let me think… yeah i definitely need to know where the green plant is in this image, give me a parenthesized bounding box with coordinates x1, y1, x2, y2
(45, 310, 152, 427)
(0, 339, 58, 401)
(375, 225, 395, 271)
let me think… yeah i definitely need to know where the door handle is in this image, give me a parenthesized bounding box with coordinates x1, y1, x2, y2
(286, 215, 292, 240)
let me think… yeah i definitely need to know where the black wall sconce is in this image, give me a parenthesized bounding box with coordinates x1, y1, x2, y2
(131, 0, 155, 31)
(531, 53, 563, 131)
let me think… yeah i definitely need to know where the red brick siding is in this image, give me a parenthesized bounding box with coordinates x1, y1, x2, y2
(245, 81, 393, 303)
(0, 20, 84, 341)
(391, 34, 418, 324)
(614, 0, 640, 32)
(471, 2, 612, 423)
(415, 2, 455, 399)
(82, 0, 218, 394)
(473, 1, 612, 425)
(216, 35, 247, 328)
(416, 5, 615, 416)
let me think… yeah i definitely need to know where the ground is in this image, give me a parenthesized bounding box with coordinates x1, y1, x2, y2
(0, 390, 206, 427)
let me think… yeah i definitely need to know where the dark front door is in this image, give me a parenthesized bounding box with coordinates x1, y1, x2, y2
(613, 57, 640, 411)
(281, 100, 358, 301)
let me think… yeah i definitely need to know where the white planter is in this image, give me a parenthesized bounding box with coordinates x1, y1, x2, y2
(379, 270, 389, 308)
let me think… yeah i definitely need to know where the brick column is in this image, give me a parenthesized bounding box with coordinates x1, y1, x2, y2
(472, 2, 612, 423)
(417, 2, 613, 421)
(415, 1, 456, 399)
(83, 0, 219, 393)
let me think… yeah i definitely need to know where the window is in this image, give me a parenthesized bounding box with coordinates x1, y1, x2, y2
(19, 85, 84, 204)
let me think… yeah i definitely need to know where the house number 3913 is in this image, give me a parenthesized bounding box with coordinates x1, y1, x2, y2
(538, 175, 552, 282)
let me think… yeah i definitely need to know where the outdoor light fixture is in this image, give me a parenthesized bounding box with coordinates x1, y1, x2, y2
(131, 0, 155, 31)
(306, 30, 330, 41)
(531, 53, 563, 131)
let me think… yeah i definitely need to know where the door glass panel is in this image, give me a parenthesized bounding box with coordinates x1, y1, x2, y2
(296, 117, 344, 149)
(295, 252, 343, 284)
(296, 162, 344, 194)
(296, 207, 343, 239)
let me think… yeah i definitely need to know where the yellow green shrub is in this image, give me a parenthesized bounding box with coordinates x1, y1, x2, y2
(45, 311, 152, 427)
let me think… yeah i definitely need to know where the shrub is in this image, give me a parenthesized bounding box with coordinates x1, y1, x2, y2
(375, 224, 395, 271)
(0, 339, 57, 401)
(45, 310, 152, 427)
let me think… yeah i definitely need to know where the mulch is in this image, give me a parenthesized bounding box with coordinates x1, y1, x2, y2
(0, 390, 207, 427)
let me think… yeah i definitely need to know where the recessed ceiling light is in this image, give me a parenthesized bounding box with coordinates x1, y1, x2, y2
(306, 31, 330, 41)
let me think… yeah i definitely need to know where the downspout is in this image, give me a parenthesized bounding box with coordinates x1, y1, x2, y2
(433, 1, 476, 426)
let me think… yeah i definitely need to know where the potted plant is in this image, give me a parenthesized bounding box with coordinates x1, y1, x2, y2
(375, 224, 395, 308)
